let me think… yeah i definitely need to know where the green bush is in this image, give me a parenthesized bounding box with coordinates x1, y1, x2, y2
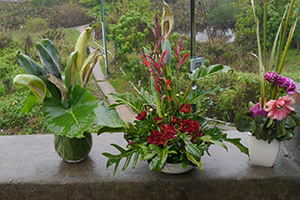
(0, 91, 46, 135)
(197, 72, 261, 122)
(24, 18, 49, 33)
(55, 2, 93, 28)
(0, 29, 12, 50)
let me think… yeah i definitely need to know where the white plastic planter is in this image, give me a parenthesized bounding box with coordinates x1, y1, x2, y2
(248, 133, 280, 167)
(161, 163, 194, 174)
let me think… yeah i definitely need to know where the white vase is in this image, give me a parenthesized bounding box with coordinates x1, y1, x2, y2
(248, 133, 280, 167)
(161, 163, 194, 174)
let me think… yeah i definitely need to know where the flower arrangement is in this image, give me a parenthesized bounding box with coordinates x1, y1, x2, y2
(234, 0, 300, 142)
(13, 28, 104, 161)
(95, 1, 247, 176)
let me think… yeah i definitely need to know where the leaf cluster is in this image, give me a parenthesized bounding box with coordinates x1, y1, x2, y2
(235, 110, 300, 143)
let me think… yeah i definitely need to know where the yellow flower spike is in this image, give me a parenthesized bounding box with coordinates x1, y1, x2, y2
(74, 27, 92, 73)
(13, 74, 46, 100)
(80, 48, 105, 87)
(160, 0, 174, 40)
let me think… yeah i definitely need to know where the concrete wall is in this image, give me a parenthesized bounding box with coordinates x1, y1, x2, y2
(283, 83, 300, 165)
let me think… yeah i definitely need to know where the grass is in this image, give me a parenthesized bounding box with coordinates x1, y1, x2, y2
(281, 49, 300, 82)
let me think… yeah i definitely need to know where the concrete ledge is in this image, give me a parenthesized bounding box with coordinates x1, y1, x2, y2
(1, 131, 300, 200)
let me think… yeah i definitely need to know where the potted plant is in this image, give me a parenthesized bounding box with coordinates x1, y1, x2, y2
(234, 0, 300, 167)
(94, 1, 248, 176)
(13, 28, 104, 162)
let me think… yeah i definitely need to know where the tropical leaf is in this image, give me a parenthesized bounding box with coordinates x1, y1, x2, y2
(102, 144, 139, 177)
(14, 74, 46, 100)
(189, 64, 233, 81)
(94, 101, 126, 134)
(42, 38, 61, 68)
(43, 85, 98, 138)
(108, 93, 145, 114)
(224, 138, 248, 155)
(35, 42, 62, 80)
(17, 52, 47, 78)
(20, 91, 40, 113)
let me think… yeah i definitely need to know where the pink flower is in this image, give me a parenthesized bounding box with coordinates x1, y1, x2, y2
(265, 95, 295, 121)
(276, 76, 296, 95)
(264, 71, 280, 82)
(250, 102, 268, 119)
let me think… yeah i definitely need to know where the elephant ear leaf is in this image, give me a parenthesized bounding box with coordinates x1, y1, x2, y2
(13, 74, 46, 100)
(43, 85, 98, 138)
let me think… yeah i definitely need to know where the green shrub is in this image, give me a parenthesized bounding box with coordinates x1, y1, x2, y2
(0, 29, 12, 50)
(24, 18, 49, 33)
(197, 72, 261, 122)
(0, 91, 46, 135)
(55, 2, 93, 28)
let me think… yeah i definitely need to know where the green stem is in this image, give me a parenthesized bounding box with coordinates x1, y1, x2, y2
(263, 3, 267, 69)
(270, 82, 277, 100)
(182, 81, 194, 102)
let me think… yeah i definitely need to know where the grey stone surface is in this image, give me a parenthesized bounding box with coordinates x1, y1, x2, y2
(1, 131, 300, 199)
(92, 60, 106, 81)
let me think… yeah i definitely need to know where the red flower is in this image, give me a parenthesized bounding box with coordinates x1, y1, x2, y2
(171, 116, 179, 124)
(179, 118, 200, 135)
(154, 116, 164, 125)
(129, 141, 135, 146)
(147, 124, 177, 146)
(165, 79, 172, 90)
(136, 110, 147, 120)
(179, 103, 191, 114)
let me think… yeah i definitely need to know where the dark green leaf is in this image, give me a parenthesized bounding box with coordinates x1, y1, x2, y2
(277, 129, 294, 142)
(225, 138, 248, 155)
(17, 53, 47, 78)
(42, 38, 61, 68)
(35, 42, 61, 79)
(284, 115, 297, 129)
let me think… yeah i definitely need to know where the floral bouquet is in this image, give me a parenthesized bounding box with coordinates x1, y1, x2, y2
(234, 0, 300, 143)
(95, 1, 247, 176)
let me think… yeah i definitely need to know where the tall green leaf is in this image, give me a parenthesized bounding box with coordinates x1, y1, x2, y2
(35, 42, 62, 80)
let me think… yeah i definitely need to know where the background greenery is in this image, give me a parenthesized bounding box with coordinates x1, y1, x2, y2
(1, 0, 299, 135)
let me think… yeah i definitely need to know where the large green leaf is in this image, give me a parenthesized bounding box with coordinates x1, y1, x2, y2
(94, 101, 126, 134)
(43, 85, 98, 138)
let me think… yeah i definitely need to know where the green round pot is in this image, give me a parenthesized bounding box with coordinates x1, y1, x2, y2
(54, 131, 92, 162)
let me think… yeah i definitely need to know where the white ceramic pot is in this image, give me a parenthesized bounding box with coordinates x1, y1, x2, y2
(248, 133, 280, 167)
(161, 163, 194, 174)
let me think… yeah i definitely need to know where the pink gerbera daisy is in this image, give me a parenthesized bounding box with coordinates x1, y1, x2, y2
(265, 95, 295, 121)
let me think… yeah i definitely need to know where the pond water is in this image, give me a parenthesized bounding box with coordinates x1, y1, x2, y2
(179, 28, 236, 43)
